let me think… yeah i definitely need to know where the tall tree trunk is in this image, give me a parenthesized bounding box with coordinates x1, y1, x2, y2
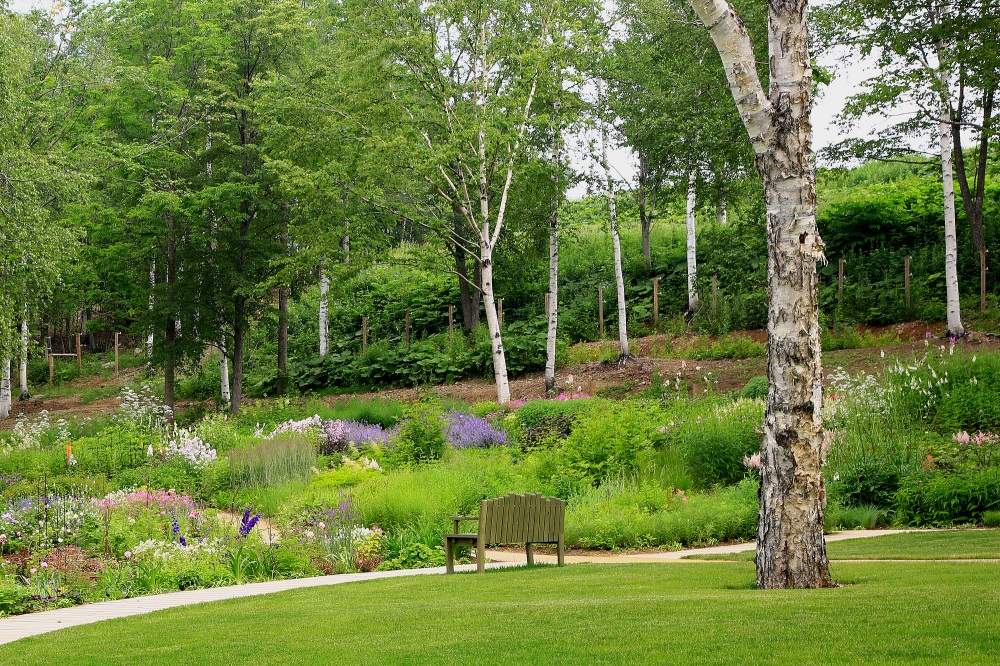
(454, 210, 480, 332)
(0, 359, 10, 420)
(147, 259, 155, 361)
(716, 198, 728, 225)
(163, 214, 177, 422)
(638, 153, 653, 269)
(219, 343, 231, 409)
(545, 126, 561, 395)
(686, 170, 700, 313)
(937, 47, 965, 337)
(690, 0, 832, 589)
(601, 114, 629, 359)
(953, 83, 993, 271)
(19, 318, 29, 399)
(480, 242, 510, 404)
(277, 287, 289, 396)
(232, 300, 245, 415)
(319, 265, 329, 355)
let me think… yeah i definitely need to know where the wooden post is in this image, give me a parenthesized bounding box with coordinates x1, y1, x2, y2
(904, 255, 911, 310)
(49, 354, 55, 384)
(114, 332, 120, 378)
(653, 277, 659, 329)
(361, 317, 368, 356)
(837, 258, 845, 305)
(712, 274, 718, 318)
(598, 284, 605, 339)
(405, 312, 411, 347)
(981, 249, 988, 313)
(76, 333, 82, 373)
(448, 306, 454, 349)
(498, 298, 504, 329)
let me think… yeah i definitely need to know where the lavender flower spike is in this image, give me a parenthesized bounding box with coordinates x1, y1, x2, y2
(238, 508, 261, 539)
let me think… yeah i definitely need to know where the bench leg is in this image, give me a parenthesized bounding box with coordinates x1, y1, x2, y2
(476, 537, 485, 574)
(557, 536, 565, 566)
(445, 537, 454, 574)
(525, 542, 534, 566)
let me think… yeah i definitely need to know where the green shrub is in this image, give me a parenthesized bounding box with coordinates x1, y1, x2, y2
(983, 510, 1000, 527)
(507, 399, 592, 450)
(895, 470, 1000, 526)
(825, 503, 891, 530)
(1, 475, 111, 502)
(228, 436, 317, 489)
(830, 458, 903, 509)
(72, 431, 156, 476)
(740, 376, 768, 401)
(328, 399, 403, 428)
(673, 399, 763, 489)
(393, 400, 446, 465)
(559, 401, 660, 482)
(564, 478, 759, 550)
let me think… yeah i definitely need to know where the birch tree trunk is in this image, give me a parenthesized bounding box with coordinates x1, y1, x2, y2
(0, 359, 11, 420)
(686, 170, 700, 313)
(545, 133, 561, 395)
(19, 319, 29, 399)
(601, 115, 629, 359)
(936, 47, 965, 337)
(319, 266, 329, 356)
(689, 0, 833, 589)
(147, 259, 155, 359)
(638, 153, 653, 269)
(716, 199, 728, 225)
(480, 243, 510, 404)
(219, 343, 231, 409)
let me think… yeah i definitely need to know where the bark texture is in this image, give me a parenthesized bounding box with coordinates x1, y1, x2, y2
(218, 343, 231, 409)
(545, 138, 561, 395)
(689, 0, 832, 589)
(318, 267, 329, 356)
(937, 49, 965, 337)
(716, 198, 728, 225)
(601, 115, 629, 359)
(0, 359, 10, 420)
(686, 170, 700, 313)
(19, 319, 29, 399)
(480, 245, 510, 404)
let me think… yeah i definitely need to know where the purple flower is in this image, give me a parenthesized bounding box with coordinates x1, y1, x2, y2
(445, 411, 508, 449)
(238, 508, 261, 539)
(321, 419, 398, 453)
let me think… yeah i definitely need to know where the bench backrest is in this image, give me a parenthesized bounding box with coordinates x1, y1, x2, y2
(479, 493, 564, 545)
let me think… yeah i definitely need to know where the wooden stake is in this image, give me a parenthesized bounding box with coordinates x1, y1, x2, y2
(361, 317, 368, 356)
(837, 258, 845, 305)
(114, 332, 120, 378)
(448, 306, 454, 348)
(405, 312, 411, 347)
(982, 249, 988, 313)
(712, 274, 718, 318)
(49, 354, 54, 384)
(904, 255, 911, 310)
(598, 284, 605, 339)
(653, 277, 659, 329)
(76, 333, 82, 373)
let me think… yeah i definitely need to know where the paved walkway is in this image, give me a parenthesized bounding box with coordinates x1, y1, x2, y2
(486, 529, 921, 564)
(0, 528, 942, 647)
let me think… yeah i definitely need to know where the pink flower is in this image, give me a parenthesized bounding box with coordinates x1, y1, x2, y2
(40, 562, 48, 568)
(29, 568, 37, 574)
(123, 551, 132, 559)
(953, 431, 971, 444)
(743, 453, 763, 469)
(318, 522, 326, 530)
(927, 455, 934, 462)
(925, 331, 933, 339)
(306, 531, 315, 539)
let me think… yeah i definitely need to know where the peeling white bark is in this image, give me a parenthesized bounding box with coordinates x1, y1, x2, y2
(686, 170, 700, 312)
(545, 128, 561, 395)
(0, 359, 11, 420)
(689, 0, 832, 589)
(936, 39, 965, 337)
(601, 112, 629, 358)
(319, 266, 329, 356)
(480, 244, 510, 405)
(147, 259, 155, 358)
(19, 319, 29, 399)
(219, 343, 231, 409)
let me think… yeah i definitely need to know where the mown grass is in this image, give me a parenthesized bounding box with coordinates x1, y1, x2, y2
(684, 530, 1000, 561)
(5, 562, 1000, 664)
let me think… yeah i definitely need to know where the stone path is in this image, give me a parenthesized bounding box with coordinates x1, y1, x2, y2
(0, 528, 950, 647)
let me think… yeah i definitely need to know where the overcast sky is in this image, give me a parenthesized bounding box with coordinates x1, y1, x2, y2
(9, 0, 891, 191)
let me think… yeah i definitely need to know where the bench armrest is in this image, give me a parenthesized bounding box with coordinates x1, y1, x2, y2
(451, 515, 479, 532)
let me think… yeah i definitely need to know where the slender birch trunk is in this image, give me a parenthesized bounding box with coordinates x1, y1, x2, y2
(601, 113, 629, 359)
(319, 265, 329, 356)
(218, 343, 231, 409)
(716, 199, 727, 225)
(147, 259, 155, 359)
(545, 123, 561, 395)
(689, 0, 832, 589)
(19, 318, 29, 399)
(0, 358, 10, 419)
(480, 244, 510, 404)
(686, 170, 700, 313)
(936, 41, 965, 337)
(638, 153, 653, 269)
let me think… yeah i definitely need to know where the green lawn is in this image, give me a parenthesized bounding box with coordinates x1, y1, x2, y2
(685, 530, 1000, 562)
(5, 561, 1000, 665)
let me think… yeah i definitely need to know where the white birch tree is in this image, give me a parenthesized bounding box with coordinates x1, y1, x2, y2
(0, 359, 10, 420)
(600, 110, 630, 359)
(19, 319, 29, 399)
(685, 170, 700, 313)
(687, 0, 833, 589)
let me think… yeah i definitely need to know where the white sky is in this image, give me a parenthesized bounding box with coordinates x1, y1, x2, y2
(9, 0, 895, 194)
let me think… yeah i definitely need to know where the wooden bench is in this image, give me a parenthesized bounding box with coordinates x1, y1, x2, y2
(444, 493, 565, 574)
